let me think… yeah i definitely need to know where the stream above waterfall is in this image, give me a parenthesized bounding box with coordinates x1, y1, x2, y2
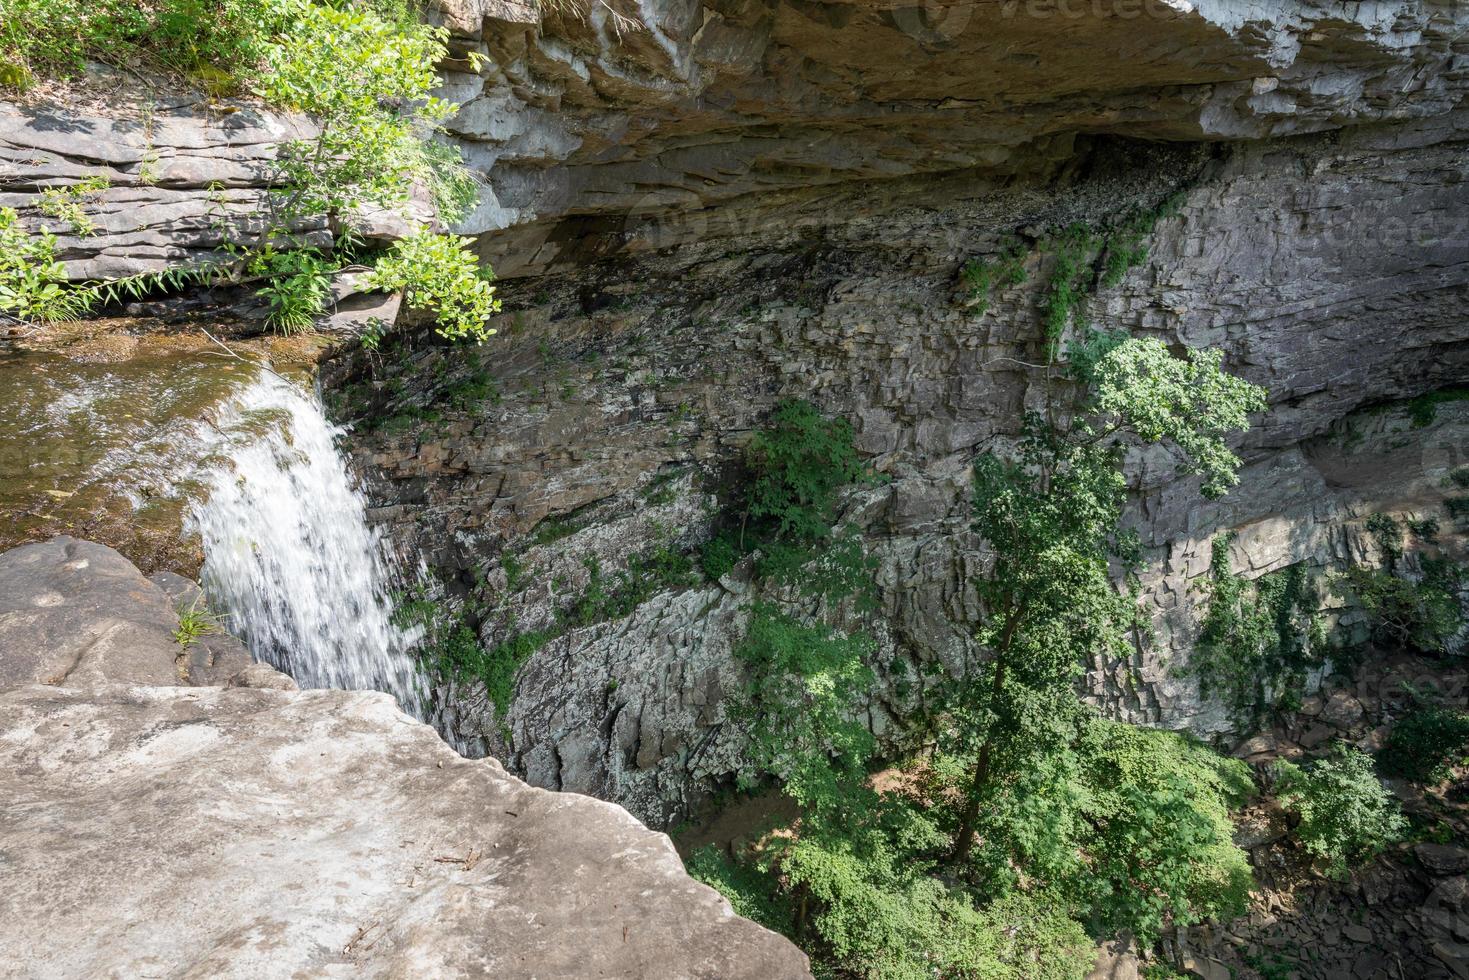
(0, 329, 433, 724)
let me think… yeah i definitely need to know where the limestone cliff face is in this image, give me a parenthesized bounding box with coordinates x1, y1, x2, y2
(3, 1, 1466, 829)
(323, 0, 1469, 825)
(433, 0, 1469, 273)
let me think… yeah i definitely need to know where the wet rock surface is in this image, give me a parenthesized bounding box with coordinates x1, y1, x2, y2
(0, 538, 808, 979)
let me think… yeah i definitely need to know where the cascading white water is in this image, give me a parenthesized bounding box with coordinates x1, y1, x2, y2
(191, 371, 429, 720)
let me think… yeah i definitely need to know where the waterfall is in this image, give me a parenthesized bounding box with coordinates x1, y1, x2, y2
(191, 370, 429, 721)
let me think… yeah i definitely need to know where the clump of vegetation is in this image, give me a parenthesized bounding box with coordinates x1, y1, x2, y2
(365, 232, 501, 342)
(172, 597, 223, 648)
(1378, 705, 1469, 784)
(0, 207, 94, 323)
(1408, 386, 1469, 428)
(701, 399, 874, 594)
(1342, 562, 1464, 654)
(961, 239, 1027, 315)
(1, 0, 499, 342)
(1189, 536, 1326, 726)
(734, 604, 876, 808)
(1274, 746, 1407, 877)
(250, 247, 335, 334)
(38, 175, 110, 236)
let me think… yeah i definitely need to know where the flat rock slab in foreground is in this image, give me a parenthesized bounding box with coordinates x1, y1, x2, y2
(0, 685, 808, 978)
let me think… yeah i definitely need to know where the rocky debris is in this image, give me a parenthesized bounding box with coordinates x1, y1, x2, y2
(1419, 845, 1469, 878)
(0, 538, 808, 978)
(1178, 799, 1469, 980)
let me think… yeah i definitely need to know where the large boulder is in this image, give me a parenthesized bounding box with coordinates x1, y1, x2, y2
(0, 683, 809, 979)
(0, 537, 808, 978)
(0, 536, 185, 688)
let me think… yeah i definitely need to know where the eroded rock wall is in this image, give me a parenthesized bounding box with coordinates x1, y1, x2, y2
(330, 113, 1469, 825)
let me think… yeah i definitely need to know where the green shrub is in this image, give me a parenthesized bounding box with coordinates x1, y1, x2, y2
(734, 604, 876, 813)
(961, 240, 1027, 315)
(1072, 720, 1255, 939)
(0, 207, 94, 322)
(365, 232, 501, 342)
(1335, 561, 1463, 655)
(38, 175, 110, 236)
(251, 247, 334, 333)
(1274, 746, 1406, 876)
(693, 804, 1096, 980)
(0, 0, 288, 87)
(254, 0, 455, 222)
(745, 399, 867, 543)
(1378, 706, 1469, 784)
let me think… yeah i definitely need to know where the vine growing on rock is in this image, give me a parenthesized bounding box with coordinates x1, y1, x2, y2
(1187, 536, 1327, 727)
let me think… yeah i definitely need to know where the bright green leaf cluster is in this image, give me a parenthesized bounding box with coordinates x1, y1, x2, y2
(1274, 746, 1406, 877)
(0, 207, 94, 323)
(365, 232, 502, 343)
(733, 604, 876, 814)
(1090, 337, 1268, 498)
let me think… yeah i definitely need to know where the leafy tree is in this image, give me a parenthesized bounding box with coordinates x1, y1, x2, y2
(1274, 745, 1406, 877)
(365, 232, 501, 342)
(948, 334, 1266, 867)
(1335, 560, 1463, 656)
(254, 0, 455, 224)
(733, 604, 876, 814)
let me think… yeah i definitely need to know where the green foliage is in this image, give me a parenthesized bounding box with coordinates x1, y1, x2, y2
(1071, 721, 1254, 940)
(1378, 705, 1469, 784)
(1041, 224, 1100, 357)
(0, 0, 290, 88)
(961, 239, 1027, 315)
(365, 232, 501, 342)
(172, 597, 223, 648)
(1335, 560, 1463, 656)
(251, 247, 334, 333)
(1408, 387, 1469, 428)
(701, 399, 875, 601)
(392, 588, 541, 719)
(1274, 746, 1406, 877)
(1190, 536, 1326, 726)
(946, 334, 1263, 883)
(1100, 191, 1185, 288)
(693, 808, 1096, 980)
(558, 548, 699, 630)
(254, 0, 453, 222)
(1089, 338, 1268, 498)
(745, 400, 868, 544)
(0, 207, 94, 322)
(734, 604, 876, 813)
(38, 175, 110, 236)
